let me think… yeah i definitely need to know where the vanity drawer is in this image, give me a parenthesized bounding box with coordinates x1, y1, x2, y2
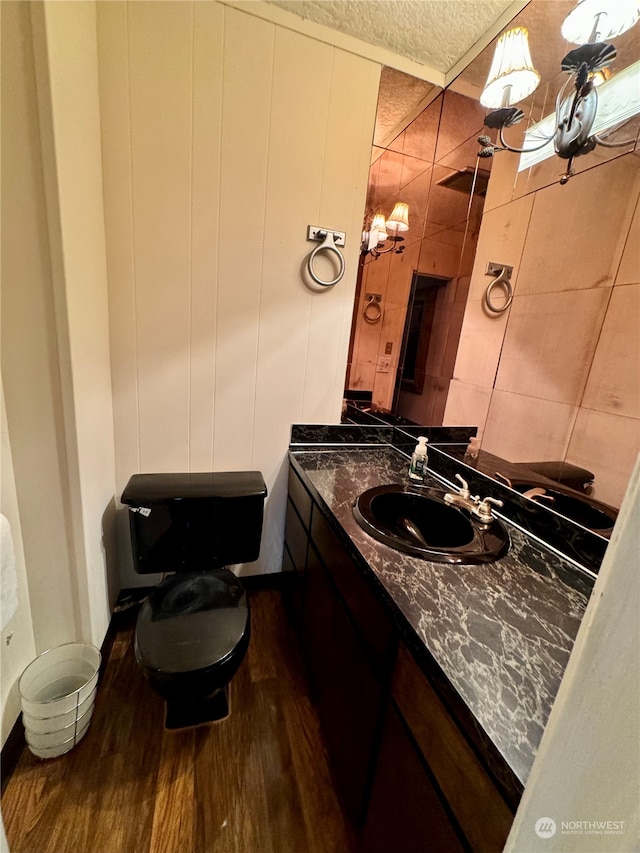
(392, 645, 513, 853)
(311, 509, 395, 671)
(288, 466, 312, 529)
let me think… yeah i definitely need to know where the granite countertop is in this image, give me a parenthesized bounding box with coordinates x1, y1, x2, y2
(290, 445, 594, 790)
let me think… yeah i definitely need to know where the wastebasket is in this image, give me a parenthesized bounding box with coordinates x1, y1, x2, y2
(19, 643, 101, 758)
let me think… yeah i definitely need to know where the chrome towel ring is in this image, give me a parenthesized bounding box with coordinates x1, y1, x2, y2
(484, 262, 514, 314)
(363, 293, 382, 323)
(306, 226, 346, 288)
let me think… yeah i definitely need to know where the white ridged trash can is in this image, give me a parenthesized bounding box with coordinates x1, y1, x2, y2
(19, 643, 101, 759)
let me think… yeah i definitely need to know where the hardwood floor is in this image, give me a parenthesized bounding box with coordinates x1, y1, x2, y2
(2, 590, 354, 853)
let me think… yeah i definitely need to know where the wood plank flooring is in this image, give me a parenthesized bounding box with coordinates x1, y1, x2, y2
(2, 590, 354, 853)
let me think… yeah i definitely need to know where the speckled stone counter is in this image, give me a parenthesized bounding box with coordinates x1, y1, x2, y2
(289, 445, 595, 792)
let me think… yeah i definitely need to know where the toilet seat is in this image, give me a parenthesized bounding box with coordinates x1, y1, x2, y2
(135, 568, 249, 677)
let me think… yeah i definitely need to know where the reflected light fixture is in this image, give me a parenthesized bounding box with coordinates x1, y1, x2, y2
(479, 27, 540, 109)
(361, 202, 409, 258)
(371, 212, 388, 239)
(477, 1, 640, 184)
(562, 0, 640, 43)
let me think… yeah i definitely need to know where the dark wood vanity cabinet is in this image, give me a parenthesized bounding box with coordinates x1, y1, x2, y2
(303, 544, 384, 823)
(361, 701, 466, 853)
(283, 463, 515, 852)
(390, 646, 514, 853)
(284, 466, 392, 823)
(282, 467, 312, 630)
(362, 644, 514, 853)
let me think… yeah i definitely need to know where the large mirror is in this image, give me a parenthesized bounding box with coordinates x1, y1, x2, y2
(345, 0, 640, 513)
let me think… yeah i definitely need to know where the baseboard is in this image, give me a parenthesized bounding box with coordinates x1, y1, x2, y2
(241, 571, 287, 592)
(1, 714, 26, 797)
(97, 606, 120, 684)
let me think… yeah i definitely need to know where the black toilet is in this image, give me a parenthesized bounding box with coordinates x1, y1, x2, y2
(121, 471, 267, 729)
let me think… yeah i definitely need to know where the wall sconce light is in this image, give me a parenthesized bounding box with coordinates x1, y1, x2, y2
(477, 2, 640, 184)
(361, 202, 410, 258)
(479, 27, 540, 111)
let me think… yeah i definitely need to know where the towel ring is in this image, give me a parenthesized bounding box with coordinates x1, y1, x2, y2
(484, 271, 513, 314)
(307, 231, 346, 287)
(363, 296, 382, 323)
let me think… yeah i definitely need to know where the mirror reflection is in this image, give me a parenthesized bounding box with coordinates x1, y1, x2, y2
(344, 0, 640, 515)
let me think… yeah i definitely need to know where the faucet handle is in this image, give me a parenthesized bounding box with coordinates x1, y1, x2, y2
(455, 473, 470, 498)
(476, 496, 503, 522)
(495, 471, 512, 488)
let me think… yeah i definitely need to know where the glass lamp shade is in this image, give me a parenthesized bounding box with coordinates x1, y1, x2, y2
(371, 213, 388, 239)
(480, 27, 540, 109)
(561, 0, 640, 44)
(385, 202, 409, 233)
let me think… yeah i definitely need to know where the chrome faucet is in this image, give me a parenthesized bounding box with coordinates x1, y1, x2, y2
(444, 474, 478, 513)
(444, 474, 504, 522)
(474, 496, 505, 522)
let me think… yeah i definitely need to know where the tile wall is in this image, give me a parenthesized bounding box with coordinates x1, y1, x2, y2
(346, 91, 489, 412)
(445, 149, 640, 508)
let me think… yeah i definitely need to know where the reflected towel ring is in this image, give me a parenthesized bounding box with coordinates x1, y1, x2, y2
(363, 296, 382, 323)
(484, 270, 513, 314)
(306, 230, 346, 287)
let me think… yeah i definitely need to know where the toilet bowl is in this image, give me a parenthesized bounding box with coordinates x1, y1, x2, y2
(121, 471, 267, 729)
(135, 568, 250, 727)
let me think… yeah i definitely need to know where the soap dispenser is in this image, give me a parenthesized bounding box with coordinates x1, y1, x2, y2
(409, 436, 428, 481)
(464, 436, 480, 467)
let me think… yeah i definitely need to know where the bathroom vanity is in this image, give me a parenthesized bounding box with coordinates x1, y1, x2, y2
(283, 426, 603, 853)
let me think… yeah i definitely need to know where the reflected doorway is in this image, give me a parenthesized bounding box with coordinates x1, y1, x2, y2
(396, 272, 449, 399)
(394, 273, 468, 425)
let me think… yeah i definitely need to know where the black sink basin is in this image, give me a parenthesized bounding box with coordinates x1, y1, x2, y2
(353, 485, 509, 564)
(509, 481, 617, 536)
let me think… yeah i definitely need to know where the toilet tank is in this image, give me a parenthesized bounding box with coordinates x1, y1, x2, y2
(121, 472, 267, 574)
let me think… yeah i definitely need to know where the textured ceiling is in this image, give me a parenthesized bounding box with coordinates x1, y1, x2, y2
(264, 0, 639, 162)
(373, 68, 437, 146)
(267, 0, 516, 73)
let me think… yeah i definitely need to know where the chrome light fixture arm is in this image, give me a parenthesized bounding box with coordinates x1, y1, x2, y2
(497, 125, 555, 154)
(369, 237, 405, 259)
(593, 117, 639, 147)
(478, 108, 556, 158)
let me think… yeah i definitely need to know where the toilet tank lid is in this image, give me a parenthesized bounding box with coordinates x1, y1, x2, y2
(121, 471, 267, 505)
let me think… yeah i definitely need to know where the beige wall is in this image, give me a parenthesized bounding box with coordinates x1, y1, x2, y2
(1, 387, 37, 747)
(1, 0, 116, 747)
(1, 0, 83, 654)
(445, 150, 640, 508)
(347, 90, 486, 412)
(97, 1, 379, 582)
(33, 0, 117, 643)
